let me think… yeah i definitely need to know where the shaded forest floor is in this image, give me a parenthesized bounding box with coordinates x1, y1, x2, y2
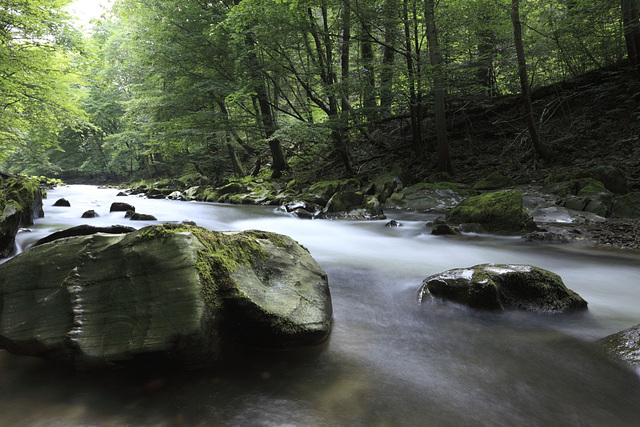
(357, 66, 640, 189)
(341, 66, 640, 250)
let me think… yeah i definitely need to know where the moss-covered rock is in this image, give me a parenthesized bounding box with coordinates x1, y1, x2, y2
(372, 174, 403, 204)
(473, 172, 516, 190)
(545, 166, 628, 195)
(300, 179, 361, 206)
(384, 182, 474, 213)
(599, 324, 640, 368)
(0, 175, 43, 258)
(610, 192, 640, 218)
(419, 264, 587, 313)
(446, 190, 537, 234)
(0, 224, 332, 368)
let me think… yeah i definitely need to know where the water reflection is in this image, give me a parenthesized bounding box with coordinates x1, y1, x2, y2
(1, 185, 640, 425)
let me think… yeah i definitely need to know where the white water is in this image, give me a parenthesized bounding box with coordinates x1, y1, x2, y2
(2, 185, 640, 426)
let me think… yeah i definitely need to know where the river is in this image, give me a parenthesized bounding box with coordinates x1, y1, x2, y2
(2, 184, 640, 426)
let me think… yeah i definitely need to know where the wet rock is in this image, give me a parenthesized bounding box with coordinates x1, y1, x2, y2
(384, 182, 474, 213)
(81, 210, 99, 219)
(168, 191, 184, 201)
(458, 223, 486, 234)
(125, 210, 135, 218)
(110, 202, 135, 213)
(385, 220, 402, 227)
(428, 219, 460, 235)
(546, 166, 628, 195)
(419, 264, 587, 313)
(130, 213, 158, 221)
(0, 203, 20, 258)
(35, 225, 136, 246)
(0, 224, 332, 369)
(599, 324, 640, 368)
(116, 192, 128, 197)
(446, 190, 537, 235)
(523, 231, 570, 243)
(319, 193, 386, 220)
(292, 208, 313, 219)
(53, 198, 71, 207)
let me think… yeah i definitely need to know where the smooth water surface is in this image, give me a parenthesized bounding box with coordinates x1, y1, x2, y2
(2, 185, 640, 426)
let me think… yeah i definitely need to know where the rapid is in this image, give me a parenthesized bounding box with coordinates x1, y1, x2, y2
(1, 184, 640, 426)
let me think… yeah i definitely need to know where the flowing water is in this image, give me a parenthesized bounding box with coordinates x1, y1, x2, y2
(2, 185, 640, 426)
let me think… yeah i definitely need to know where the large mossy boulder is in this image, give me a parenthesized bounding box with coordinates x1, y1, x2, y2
(384, 182, 474, 213)
(419, 264, 587, 313)
(0, 224, 332, 369)
(545, 166, 628, 195)
(0, 175, 43, 258)
(599, 324, 640, 368)
(473, 172, 516, 190)
(610, 192, 640, 218)
(320, 192, 386, 220)
(446, 190, 536, 234)
(300, 179, 361, 206)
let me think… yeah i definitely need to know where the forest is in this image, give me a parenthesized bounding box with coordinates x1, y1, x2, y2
(1, 0, 639, 187)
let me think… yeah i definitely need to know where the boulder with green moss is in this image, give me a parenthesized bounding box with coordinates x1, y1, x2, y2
(319, 192, 386, 220)
(300, 179, 361, 206)
(384, 182, 475, 213)
(599, 324, 640, 368)
(610, 192, 640, 218)
(473, 172, 516, 190)
(547, 178, 613, 217)
(545, 166, 628, 195)
(0, 224, 332, 369)
(418, 264, 587, 313)
(446, 190, 537, 234)
(0, 175, 43, 258)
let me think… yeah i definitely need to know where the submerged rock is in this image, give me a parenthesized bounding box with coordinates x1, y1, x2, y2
(81, 210, 99, 218)
(419, 264, 587, 313)
(110, 202, 135, 212)
(599, 324, 640, 368)
(129, 213, 157, 221)
(0, 224, 332, 369)
(53, 198, 71, 207)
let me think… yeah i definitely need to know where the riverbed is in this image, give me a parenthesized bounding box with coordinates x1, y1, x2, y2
(2, 185, 640, 426)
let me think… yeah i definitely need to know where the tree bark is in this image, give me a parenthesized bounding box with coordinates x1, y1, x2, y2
(403, 0, 423, 157)
(380, 0, 398, 113)
(511, 0, 551, 161)
(425, 0, 453, 174)
(622, 0, 640, 70)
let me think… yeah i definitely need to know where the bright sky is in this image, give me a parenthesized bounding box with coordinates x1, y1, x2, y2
(66, 0, 114, 32)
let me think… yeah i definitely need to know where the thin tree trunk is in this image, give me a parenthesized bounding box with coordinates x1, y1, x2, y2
(425, 0, 453, 174)
(511, 0, 550, 161)
(380, 0, 397, 113)
(341, 0, 351, 113)
(403, 0, 423, 157)
(361, 21, 376, 113)
(622, 0, 640, 70)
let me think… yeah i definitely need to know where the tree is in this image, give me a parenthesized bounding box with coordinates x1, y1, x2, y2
(0, 0, 84, 172)
(511, 0, 551, 161)
(622, 0, 640, 69)
(425, 0, 453, 174)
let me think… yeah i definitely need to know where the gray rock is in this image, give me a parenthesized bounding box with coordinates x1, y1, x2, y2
(110, 202, 135, 212)
(384, 182, 473, 213)
(35, 225, 136, 246)
(0, 225, 332, 369)
(599, 324, 640, 368)
(53, 198, 71, 207)
(129, 213, 157, 221)
(81, 210, 99, 218)
(419, 264, 587, 313)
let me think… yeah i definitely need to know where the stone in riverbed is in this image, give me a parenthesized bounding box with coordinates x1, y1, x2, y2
(110, 202, 135, 212)
(0, 224, 332, 369)
(599, 324, 640, 368)
(419, 264, 587, 313)
(53, 198, 71, 207)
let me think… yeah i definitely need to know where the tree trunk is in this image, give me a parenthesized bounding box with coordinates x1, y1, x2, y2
(425, 0, 453, 174)
(380, 0, 398, 113)
(341, 0, 351, 113)
(361, 21, 377, 113)
(622, 0, 640, 70)
(403, 0, 423, 157)
(511, 0, 551, 161)
(244, 34, 289, 178)
(227, 144, 244, 177)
